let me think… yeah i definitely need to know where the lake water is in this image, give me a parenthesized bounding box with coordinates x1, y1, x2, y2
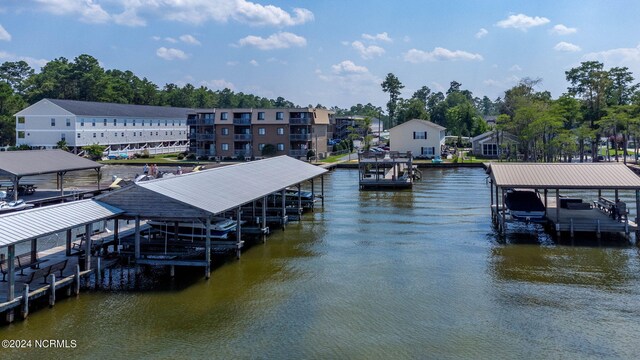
(2, 167, 639, 359)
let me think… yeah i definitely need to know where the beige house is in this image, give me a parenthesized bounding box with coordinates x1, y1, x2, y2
(389, 119, 446, 158)
(471, 130, 518, 158)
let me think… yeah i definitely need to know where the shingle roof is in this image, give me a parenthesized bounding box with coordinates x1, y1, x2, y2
(0, 149, 102, 177)
(390, 119, 446, 131)
(98, 156, 327, 217)
(0, 199, 123, 247)
(487, 163, 640, 189)
(47, 98, 192, 118)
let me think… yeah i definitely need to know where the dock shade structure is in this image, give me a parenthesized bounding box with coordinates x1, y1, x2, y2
(0, 199, 123, 316)
(96, 155, 328, 277)
(486, 162, 640, 240)
(0, 149, 103, 201)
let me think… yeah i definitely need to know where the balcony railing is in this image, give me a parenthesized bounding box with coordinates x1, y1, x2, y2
(290, 133, 312, 141)
(290, 118, 311, 125)
(187, 118, 214, 126)
(188, 133, 197, 139)
(234, 134, 252, 141)
(234, 149, 249, 157)
(233, 118, 251, 125)
(196, 133, 215, 141)
(289, 149, 308, 157)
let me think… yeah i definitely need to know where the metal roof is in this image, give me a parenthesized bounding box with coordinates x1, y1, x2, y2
(99, 156, 327, 217)
(0, 149, 102, 177)
(0, 199, 123, 248)
(47, 99, 192, 118)
(487, 162, 640, 189)
(389, 119, 447, 131)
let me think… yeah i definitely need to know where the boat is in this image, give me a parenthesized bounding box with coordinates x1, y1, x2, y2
(267, 188, 319, 209)
(504, 189, 546, 222)
(0, 199, 34, 213)
(148, 217, 239, 239)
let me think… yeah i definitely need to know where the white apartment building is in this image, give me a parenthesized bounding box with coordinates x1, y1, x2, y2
(15, 99, 191, 156)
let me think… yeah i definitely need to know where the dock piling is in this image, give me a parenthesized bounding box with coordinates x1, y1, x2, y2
(74, 264, 80, 295)
(48, 274, 56, 307)
(21, 284, 29, 319)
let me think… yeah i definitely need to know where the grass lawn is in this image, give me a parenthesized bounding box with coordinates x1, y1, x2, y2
(320, 153, 352, 163)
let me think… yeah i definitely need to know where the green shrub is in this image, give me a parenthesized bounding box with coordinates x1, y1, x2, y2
(186, 153, 196, 160)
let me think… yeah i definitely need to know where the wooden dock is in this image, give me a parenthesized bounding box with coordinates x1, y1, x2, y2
(358, 151, 414, 190)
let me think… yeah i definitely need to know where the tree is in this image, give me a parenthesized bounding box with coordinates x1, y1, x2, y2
(412, 86, 431, 103)
(261, 144, 276, 157)
(82, 144, 106, 160)
(0, 61, 34, 95)
(381, 73, 404, 127)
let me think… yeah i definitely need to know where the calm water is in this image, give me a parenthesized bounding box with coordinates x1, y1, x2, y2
(2, 168, 640, 359)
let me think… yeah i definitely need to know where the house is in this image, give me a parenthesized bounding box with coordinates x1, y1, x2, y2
(471, 130, 518, 158)
(389, 119, 446, 158)
(15, 99, 191, 156)
(188, 107, 332, 160)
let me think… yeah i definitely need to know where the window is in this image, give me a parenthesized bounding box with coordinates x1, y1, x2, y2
(258, 112, 265, 120)
(124, 120, 127, 127)
(121, 132, 124, 137)
(221, 143, 229, 151)
(483, 143, 498, 156)
(170, 131, 173, 135)
(18, 131, 25, 138)
(67, 118, 71, 127)
(101, 133, 104, 138)
(141, 120, 145, 127)
(51, 118, 55, 126)
(133, 132, 136, 137)
(421, 147, 435, 156)
(221, 128, 229, 135)
(259, 143, 265, 151)
(61, 133, 66, 141)
(277, 143, 285, 151)
(113, 119, 117, 126)
(139, 132, 142, 136)
(104, 119, 107, 126)
(155, 132, 158, 136)
(258, 128, 266, 135)
(93, 133, 96, 138)
(276, 112, 284, 120)
(165, 120, 168, 126)
(115, 132, 118, 137)
(221, 112, 228, 120)
(277, 127, 284, 135)
(17, 117, 25, 124)
(80, 119, 84, 127)
(172, 121, 175, 126)
(165, 131, 168, 135)
(413, 131, 427, 139)
(77, 133, 81, 139)
(133, 120, 136, 126)
(92, 120, 96, 127)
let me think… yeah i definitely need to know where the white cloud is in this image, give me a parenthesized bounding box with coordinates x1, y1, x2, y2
(32, 0, 313, 27)
(584, 44, 640, 67)
(237, 32, 306, 50)
(156, 47, 188, 60)
(165, 37, 177, 43)
(201, 79, 235, 90)
(0, 24, 11, 41)
(34, 0, 111, 24)
(351, 41, 384, 59)
(0, 51, 48, 69)
(403, 35, 411, 43)
(249, 59, 259, 66)
(475, 28, 488, 39)
(484, 75, 520, 88)
(331, 60, 368, 75)
(403, 47, 483, 63)
(509, 64, 522, 72)
(180, 34, 201, 45)
(554, 41, 581, 52)
(495, 13, 550, 31)
(226, 61, 239, 66)
(550, 24, 577, 35)
(362, 32, 392, 42)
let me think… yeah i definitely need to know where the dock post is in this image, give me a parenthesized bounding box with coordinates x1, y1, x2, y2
(262, 196, 268, 243)
(570, 219, 574, 239)
(297, 184, 303, 217)
(96, 257, 102, 288)
(501, 188, 506, 234)
(113, 219, 120, 254)
(7, 244, 15, 302)
(134, 216, 141, 269)
(205, 217, 211, 279)
(636, 190, 640, 245)
(170, 265, 175, 277)
(66, 229, 72, 256)
(597, 219, 601, 240)
(48, 274, 56, 307)
(490, 181, 494, 220)
(74, 264, 81, 295)
(84, 223, 92, 271)
(311, 179, 315, 212)
(281, 189, 286, 230)
(30, 238, 37, 266)
(321, 175, 324, 207)
(21, 284, 29, 319)
(236, 207, 242, 260)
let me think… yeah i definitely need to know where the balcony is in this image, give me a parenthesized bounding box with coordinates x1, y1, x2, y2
(289, 149, 308, 157)
(234, 149, 249, 157)
(290, 133, 312, 141)
(290, 118, 311, 125)
(188, 133, 197, 139)
(196, 133, 215, 141)
(187, 118, 214, 126)
(234, 134, 252, 141)
(233, 118, 251, 125)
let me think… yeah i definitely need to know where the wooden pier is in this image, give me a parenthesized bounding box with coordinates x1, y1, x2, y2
(358, 151, 414, 189)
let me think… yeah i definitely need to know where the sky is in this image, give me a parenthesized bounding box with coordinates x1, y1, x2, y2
(1, 0, 640, 109)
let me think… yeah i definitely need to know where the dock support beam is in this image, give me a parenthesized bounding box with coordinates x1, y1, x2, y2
(501, 187, 506, 234)
(113, 219, 120, 254)
(21, 284, 29, 319)
(84, 223, 93, 271)
(311, 179, 315, 212)
(30, 238, 37, 265)
(74, 264, 80, 295)
(556, 189, 561, 238)
(281, 189, 286, 230)
(297, 184, 302, 218)
(205, 217, 211, 279)
(262, 196, 267, 243)
(134, 216, 141, 262)
(65, 229, 72, 256)
(636, 190, 640, 245)
(321, 175, 324, 207)
(236, 208, 242, 259)
(48, 274, 56, 307)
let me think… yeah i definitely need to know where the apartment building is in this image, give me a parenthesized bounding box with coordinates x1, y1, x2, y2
(188, 108, 332, 159)
(15, 99, 190, 155)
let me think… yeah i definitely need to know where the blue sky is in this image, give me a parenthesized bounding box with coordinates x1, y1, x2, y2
(1, 0, 639, 109)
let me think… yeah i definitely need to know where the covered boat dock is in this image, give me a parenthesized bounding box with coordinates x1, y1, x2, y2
(487, 163, 640, 241)
(0, 149, 103, 202)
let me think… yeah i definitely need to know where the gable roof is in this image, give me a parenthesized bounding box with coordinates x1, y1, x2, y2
(487, 163, 640, 190)
(471, 130, 518, 143)
(0, 149, 102, 177)
(29, 98, 192, 119)
(97, 156, 327, 218)
(389, 119, 446, 131)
